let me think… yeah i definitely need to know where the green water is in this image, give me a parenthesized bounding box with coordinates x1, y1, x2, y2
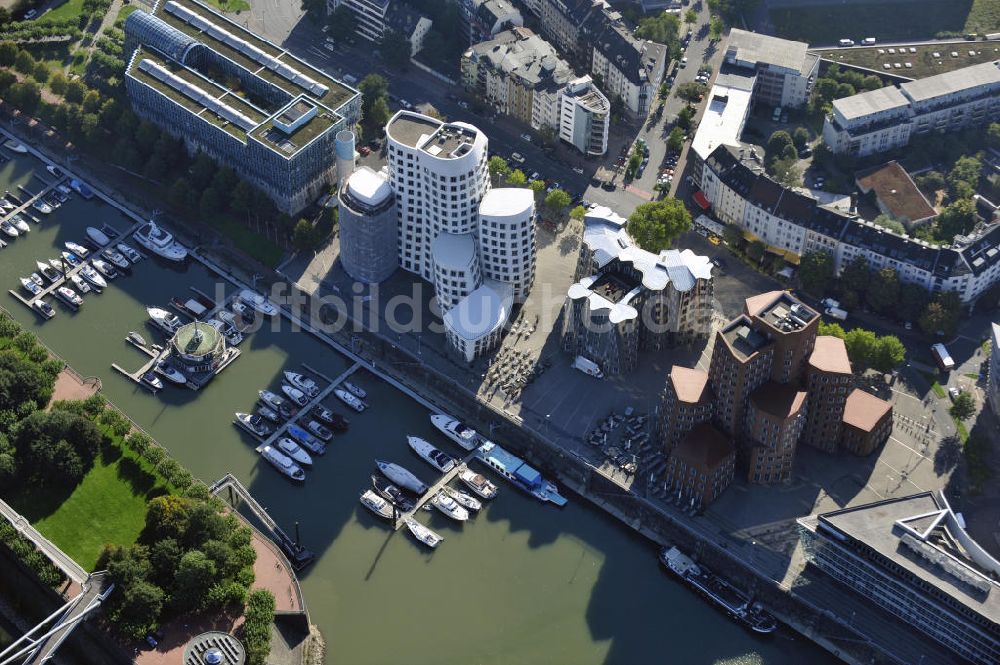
(0, 150, 835, 664)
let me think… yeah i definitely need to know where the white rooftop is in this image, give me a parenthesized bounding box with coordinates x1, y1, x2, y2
(443, 279, 513, 341)
(346, 166, 392, 206)
(431, 231, 477, 270)
(567, 276, 640, 324)
(832, 86, 910, 121)
(479, 187, 534, 219)
(727, 28, 809, 73)
(692, 82, 753, 161)
(900, 59, 1000, 103)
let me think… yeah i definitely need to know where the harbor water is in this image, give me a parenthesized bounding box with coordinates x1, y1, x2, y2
(0, 151, 837, 664)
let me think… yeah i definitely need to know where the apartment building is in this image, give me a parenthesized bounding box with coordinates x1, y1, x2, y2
(724, 29, 818, 109)
(459, 0, 522, 44)
(326, 0, 431, 49)
(708, 315, 774, 438)
(801, 335, 853, 452)
(989, 323, 1000, 416)
(840, 388, 893, 456)
(558, 76, 610, 155)
(823, 60, 1000, 157)
(744, 381, 807, 484)
(589, 19, 665, 117)
(658, 366, 714, 451)
(663, 424, 736, 509)
(123, 1, 360, 215)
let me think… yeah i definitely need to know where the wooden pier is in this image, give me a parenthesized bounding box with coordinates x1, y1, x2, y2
(111, 336, 163, 393)
(391, 452, 479, 531)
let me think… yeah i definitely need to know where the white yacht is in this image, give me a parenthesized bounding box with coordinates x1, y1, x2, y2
(116, 243, 142, 263)
(260, 445, 305, 482)
(31, 299, 55, 320)
(275, 437, 313, 466)
(55, 286, 83, 309)
(154, 360, 187, 385)
(342, 380, 367, 399)
(375, 460, 428, 494)
(32, 200, 52, 215)
(147, 307, 182, 335)
(60, 251, 80, 266)
(431, 492, 469, 521)
(65, 241, 89, 258)
(283, 371, 320, 397)
(91, 259, 118, 280)
(403, 516, 443, 548)
(430, 414, 491, 451)
(443, 486, 482, 512)
(0, 220, 19, 238)
(407, 436, 456, 473)
(79, 265, 107, 289)
(458, 467, 498, 499)
(2, 140, 27, 153)
(281, 384, 309, 407)
(86, 226, 110, 246)
(101, 248, 130, 270)
(238, 289, 278, 317)
(335, 387, 366, 412)
(235, 412, 274, 438)
(69, 274, 91, 294)
(11, 215, 29, 233)
(19, 277, 41, 296)
(36, 261, 59, 283)
(46, 164, 65, 178)
(360, 490, 394, 520)
(134, 221, 188, 261)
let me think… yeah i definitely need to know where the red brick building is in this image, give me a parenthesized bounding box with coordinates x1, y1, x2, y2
(659, 366, 713, 452)
(840, 388, 893, 455)
(664, 423, 736, 507)
(802, 335, 853, 452)
(745, 381, 808, 484)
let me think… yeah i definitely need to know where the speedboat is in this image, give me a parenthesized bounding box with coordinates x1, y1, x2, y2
(443, 486, 482, 512)
(0, 199, 12, 211)
(335, 387, 366, 412)
(36, 261, 60, 283)
(32, 200, 51, 215)
(375, 460, 429, 494)
(2, 139, 27, 153)
(259, 445, 305, 482)
(20, 277, 41, 295)
(116, 243, 141, 263)
(458, 467, 498, 499)
(371, 474, 415, 511)
(65, 241, 89, 258)
(403, 516, 443, 548)
(430, 492, 469, 521)
(69, 274, 92, 294)
(283, 371, 320, 397)
(238, 289, 278, 317)
(92, 259, 118, 279)
(46, 164, 65, 178)
(31, 299, 55, 320)
(286, 424, 326, 455)
(80, 265, 107, 289)
(133, 221, 188, 261)
(275, 437, 312, 466)
(127, 331, 147, 347)
(29, 273, 43, 287)
(86, 226, 110, 247)
(55, 286, 82, 309)
(207, 318, 242, 346)
(431, 414, 491, 451)
(313, 406, 348, 432)
(407, 436, 456, 473)
(0, 220, 18, 238)
(147, 307, 181, 335)
(60, 251, 80, 267)
(69, 179, 94, 200)
(11, 215, 28, 233)
(306, 420, 333, 441)
(235, 412, 274, 438)
(154, 360, 187, 385)
(342, 380, 367, 399)
(48, 258, 72, 274)
(101, 248, 131, 270)
(359, 490, 394, 520)
(259, 390, 295, 420)
(257, 405, 281, 423)
(281, 384, 309, 407)
(216, 310, 241, 329)
(141, 371, 163, 391)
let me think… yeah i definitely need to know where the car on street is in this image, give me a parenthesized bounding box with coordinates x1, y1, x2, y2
(511, 152, 525, 164)
(520, 133, 532, 142)
(948, 386, 961, 401)
(573, 166, 584, 174)
(680, 57, 688, 68)
(708, 235, 721, 246)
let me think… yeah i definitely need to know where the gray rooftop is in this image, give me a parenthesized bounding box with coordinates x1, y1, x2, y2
(469, 28, 573, 89)
(386, 112, 442, 149)
(726, 28, 809, 74)
(832, 85, 910, 120)
(900, 59, 1000, 103)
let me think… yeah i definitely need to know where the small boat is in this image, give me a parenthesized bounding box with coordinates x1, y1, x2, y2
(0, 199, 12, 211)
(140, 371, 163, 391)
(36, 261, 60, 283)
(407, 436, 456, 473)
(46, 164, 65, 178)
(430, 492, 469, 521)
(375, 460, 429, 494)
(281, 384, 309, 407)
(443, 486, 482, 512)
(403, 516, 443, 548)
(60, 251, 80, 267)
(29, 273, 43, 287)
(313, 406, 348, 432)
(80, 265, 107, 289)
(258, 390, 295, 419)
(57, 184, 72, 195)
(235, 412, 274, 438)
(335, 387, 366, 412)
(238, 289, 278, 317)
(92, 259, 118, 279)
(286, 424, 326, 455)
(154, 360, 187, 385)
(65, 241, 89, 258)
(359, 490, 394, 520)
(116, 243, 141, 263)
(11, 215, 29, 233)
(86, 226, 110, 247)
(69, 274, 92, 294)
(306, 420, 333, 441)
(126, 331, 147, 346)
(69, 179, 94, 200)
(31, 299, 55, 320)
(2, 139, 27, 153)
(147, 307, 181, 334)
(101, 248, 130, 270)
(170, 297, 207, 319)
(32, 200, 52, 215)
(275, 437, 312, 466)
(232, 301, 251, 318)
(371, 474, 414, 511)
(283, 371, 320, 397)
(55, 286, 83, 309)
(20, 277, 41, 295)
(133, 221, 188, 261)
(259, 445, 305, 482)
(342, 380, 367, 399)
(216, 310, 240, 329)
(257, 405, 281, 423)
(458, 467, 498, 499)
(430, 413, 491, 452)
(0, 220, 19, 238)
(48, 258, 71, 274)
(207, 318, 242, 346)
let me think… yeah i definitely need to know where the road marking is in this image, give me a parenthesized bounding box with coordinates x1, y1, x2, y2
(888, 435, 931, 462)
(874, 457, 925, 492)
(890, 387, 923, 403)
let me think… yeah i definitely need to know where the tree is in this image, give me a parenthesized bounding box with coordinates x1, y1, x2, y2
(792, 126, 810, 149)
(7, 81, 40, 114)
(12, 409, 102, 486)
(32, 61, 49, 83)
(110, 579, 163, 639)
(508, 169, 527, 186)
(243, 589, 275, 665)
(676, 81, 707, 103)
(873, 336, 906, 373)
(544, 189, 571, 211)
(871, 213, 905, 234)
(947, 155, 982, 200)
(0, 42, 15, 67)
(636, 12, 680, 47)
(172, 550, 217, 611)
(145, 495, 192, 542)
(770, 157, 801, 187)
(937, 198, 977, 241)
(798, 250, 834, 295)
(570, 205, 586, 221)
(667, 127, 685, 153)
(358, 73, 388, 113)
(327, 5, 357, 42)
(766, 130, 794, 164)
(844, 328, 878, 370)
(899, 282, 929, 322)
(14, 49, 34, 74)
(676, 105, 695, 131)
(200, 187, 224, 217)
(746, 240, 765, 263)
(840, 256, 870, 295)
(867, 267, 900, 314)
(709, 15, 723, 42)
(380, 28, 411, 67)
(626, 199, 692, 252)
(949, 391, 976, 421)
(64, 79, 85, 104)
(919, 302, 950, 337)
(723, 225, 743, 250)
(292, 218, 319, 251)
(684, 8, 697, 24)
(488, 155, 510, 184)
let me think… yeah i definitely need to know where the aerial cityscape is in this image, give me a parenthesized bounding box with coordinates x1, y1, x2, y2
(1, 0, 1000, 663)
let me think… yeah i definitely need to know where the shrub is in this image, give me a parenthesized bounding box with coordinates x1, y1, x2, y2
(243, 589, 275, 665)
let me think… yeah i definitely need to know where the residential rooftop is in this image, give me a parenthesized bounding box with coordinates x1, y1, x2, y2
(753, 292, 818, 335)
(720, 315, 771, 361)
(900, 59, 1000, 103)
(726, 28, 811, 74)
(831, 86, 910, 121)
(856, 161, 937, 224)
(809, 335, 852, 375)
(467, 27, 573, 90)
(385, 111, 443, 149)
(691, 72, 755, 162)
(669, 366, 711, 405)
(843, 388, 892, 431)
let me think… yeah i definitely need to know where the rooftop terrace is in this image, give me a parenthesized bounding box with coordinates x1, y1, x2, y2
(721, 316, 770, 361)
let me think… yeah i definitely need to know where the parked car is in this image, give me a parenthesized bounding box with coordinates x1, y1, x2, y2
(511, 152, 525, 164)
(572, 166, 584, 174)
(948, 386, 961, 401)
(520, 133, 532, 142)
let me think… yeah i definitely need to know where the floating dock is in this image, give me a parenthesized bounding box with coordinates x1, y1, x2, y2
(111, 336, 164, 393)
(390, 452, 479, 531)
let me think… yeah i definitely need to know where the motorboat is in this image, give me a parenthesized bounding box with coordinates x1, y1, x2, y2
(312, 406, 348, 432)
(403, 516, 443, 548)
(407, 436, 456, 473)
(56, 184, 72, 195)
(235, 412, 274, 438)
(147, 307, 182, 335)
(281, 384, 309, 407)
(238, 289, 278, 317)
(259, 445, 305, 482)
(359, 490, 394, 520)
(154, 360, 187, 385)
(375, 460, 429, 494)
(475, 441, 568, 507)
(69, 179, 94, 200)
(430, 492, 469, 521)
(29, 273, 43, 287)
(46, 164, 65, 178)
(335, 387, 366, 412)
(60, 251, 80, 267)
(48, 258, 72, 274)
(216, 310, 241, 329)
(141, 371, 163, 391)
(257, 405, 281, 423)
(20, 277, 41, 296)
(430, 414, 491, 452)
(116, 243, 142, 263)
(11, 215, 28, 233)
(170, 297, 207, 320)
(65, 241, 89, 258)
(0, 220, 18, 238)
(100, 224, 120, 240)
(101, 248, 131, 270)
(0, 199, 12, 211)
(86, 226, 110, 247)
(306, 420, 332, 442)
(283, 371, 320, 397)
(275, 437, 312, 466)
(69, 274, 92, 294)
(2, 139, 27, 153)
(133, 221, 188, 261)
(127, 331, 147, 347)
(371, 474, 414, 511)
(342, 380, 367, 399)
(458, 467, 498, 499)
(36, 261, 60, 283)
(92, 259, 118, 280)
(32, 200, 52, 215)
(232, 301, 251, 319)
(55, 286, 83, 309)
(258, 390, 295, 420)
(286, 424, 326, 455)
(80, 265, 107, 290)
(31, 299, 55, 320)
(207, 318, 242, 346)
(443, 486, 482, 512)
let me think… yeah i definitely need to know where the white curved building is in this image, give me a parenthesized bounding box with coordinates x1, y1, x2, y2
(431, 232, 482, 311)
(338, 166, 398, 284)
(478, 188, 536, 302)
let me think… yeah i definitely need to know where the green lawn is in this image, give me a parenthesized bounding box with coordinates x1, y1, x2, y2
(770, 1, 973, 44)
(954, 417, 970, 443)
(212, 216, 285, 268)
(966, 0, 1000, 34)
(201, 0, 251, 13)
(41, 0, 87, 24)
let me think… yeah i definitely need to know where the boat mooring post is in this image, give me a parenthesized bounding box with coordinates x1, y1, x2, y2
(294, 521, 301, 546)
